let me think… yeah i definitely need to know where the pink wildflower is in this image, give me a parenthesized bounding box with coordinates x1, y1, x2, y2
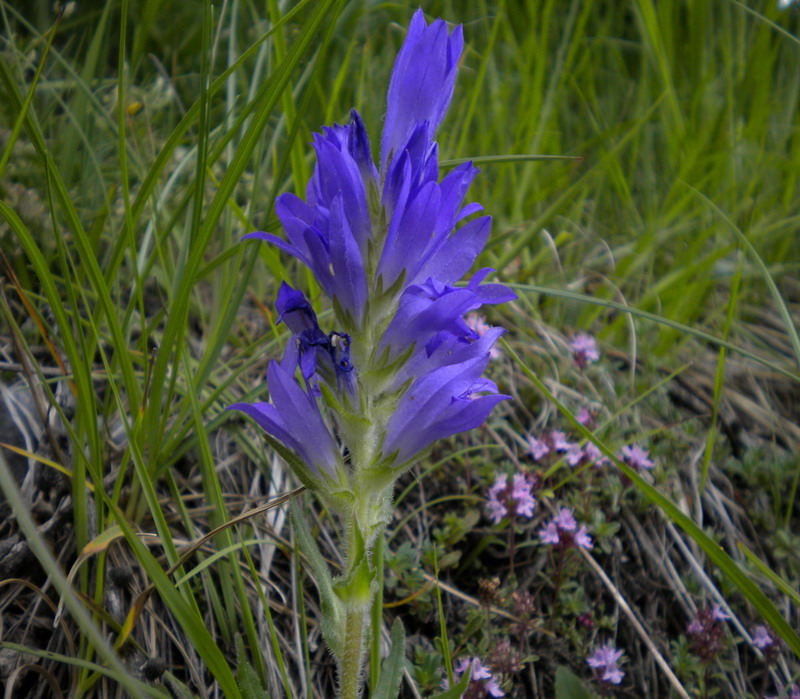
(619, 444, 654, 471)
(450, 657, 505, 698)
(539, 508, 592, 550)
(539, 521, 560, 545)
(577, 407, 594, 426)
(752, 625, 775, 651)
(550, 430, 573, 452)
(587, 643, 625, 685)
(566, 443, 584, 466)
(485, 473, 536, 524)
(553, 507, 577, 531)
(575, 526, 593, 549)
(686, 605, 728, 662)
(527, 435, 550, 461)
(711, 604, 729, 621)
(570, 333, 600, 368)
(511, 473, 536, 518)
(582, 442, 609, 468)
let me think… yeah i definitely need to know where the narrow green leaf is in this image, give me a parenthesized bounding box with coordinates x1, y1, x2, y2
(372, 618, 406, 699)
(738, 542, 800, 607)
(290, 497, 344, 657)
(235, 636, 268, 699)
(428, 666, 471, 699)
(700, 252, 742, 492)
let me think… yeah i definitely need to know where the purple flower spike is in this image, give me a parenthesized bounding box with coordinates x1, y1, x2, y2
(550, 430, 573, 452)
(528, 435, 550, 461)
(381, 9, 463, 169)
(575, 526, 593, 550)
(553, 507, 577, 531)
(540, 508, 592, 551)
(235, 9, 512, 509)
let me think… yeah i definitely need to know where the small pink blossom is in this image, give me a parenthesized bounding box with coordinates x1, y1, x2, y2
(570, 333, 600, 368)
(752, 625, 775, 650)
(687, 619, 704, 635)
(711, 604, 729, 621)
(450, 657, 505, 698)
(587, 643, 625, 685)
(553, 507, 577, 531)
(577, 407, 594, 425)
(619, 444, 654, 471)
(550, 430, 573, 452)
(539, 508, 592, 550)
(485, 473, 536, 524)
(539, 521, 560, 544)
(566, 443, 584, 466)
(686, 605, 729, 663)
(511, 473, 536, 518)
(527, 435, 550, 461)
(582, 442, 609, 468)
(575, 525, 593, 550)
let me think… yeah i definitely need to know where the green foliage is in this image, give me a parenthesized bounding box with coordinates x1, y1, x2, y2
(236, 635, 268, 699)
(554, 666, 594, 699)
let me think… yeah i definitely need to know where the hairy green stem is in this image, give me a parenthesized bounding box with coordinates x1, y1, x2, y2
(340, 602, 370, 698)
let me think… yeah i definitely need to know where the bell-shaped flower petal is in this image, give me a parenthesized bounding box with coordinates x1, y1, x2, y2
(228, 345, 341, 482)
(410, 215, 492, 285)
(383, 355, 508, 467)
(393, 326, 505, 391)
(308, 123, 372, 253)
(381, 9, 463, 168)
(381, 269, 516, 361)
(328, 194, 368, 324)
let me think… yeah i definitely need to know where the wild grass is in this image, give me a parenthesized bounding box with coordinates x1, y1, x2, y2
(0, 0, 798, 697)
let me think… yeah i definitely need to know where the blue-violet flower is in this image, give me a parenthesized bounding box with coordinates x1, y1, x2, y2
(230, 10, 514, 511)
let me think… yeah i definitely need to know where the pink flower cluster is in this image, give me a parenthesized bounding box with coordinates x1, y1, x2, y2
(686, 605, 729, 663)
(752, 625, 776, 651)
(527, 430, 609, 469)
(569, 332, 600, 368)
(618, 444, 655, 472)
(485, 472, 536, 524)
(449, 657, 504, 698)
(539, 507, 592, 550)
(586, 643, 625, 685)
